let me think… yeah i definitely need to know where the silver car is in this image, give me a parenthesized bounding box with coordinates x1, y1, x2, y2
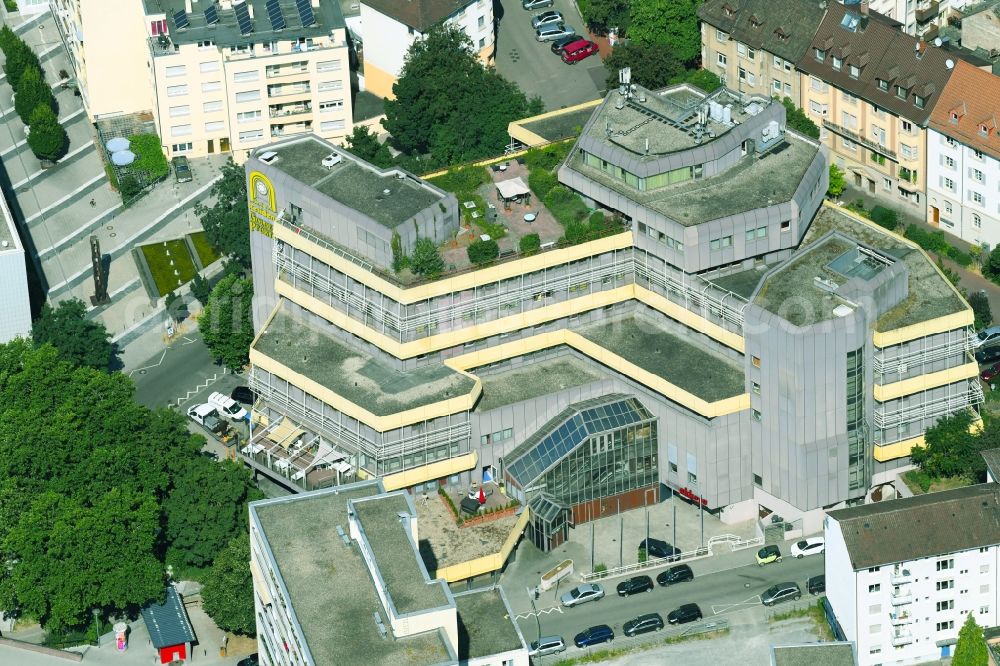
(560, 583, 605, 607)
(531, 10, 563, 28)
(523, 0, 553, 8)
(535, 24, 575, 42)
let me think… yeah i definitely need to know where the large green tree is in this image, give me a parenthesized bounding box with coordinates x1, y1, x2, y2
(164, 459, 262, 568)
(953, 612, 988, 666)
(628, 0, 703, 65)
(410, 237, 444, 277)
(32, 298, 114, 370)
(14, 65, 55, 125)
(26, 104, 68, 161)
(199, 273, 254, 371)
(910, 409, 991, 480)
(2, 38, 41, 89)
(384, 25, 542, 163)
(604, 42, 683, 89)
(197, 159, 250, 269)
(202, 533, 255, 636)
(344, 125, 392, 168)
(585, 0, 631, 35)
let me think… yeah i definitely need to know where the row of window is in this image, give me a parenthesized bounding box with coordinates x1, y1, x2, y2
(941, 134, 988, 160)
(638, 222, 683, 252)
(813, 48, 927, 109)
(480, 428, 513, 445)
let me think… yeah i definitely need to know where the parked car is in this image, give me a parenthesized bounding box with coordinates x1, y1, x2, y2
(522, 0, 553, 8)
(531, 10, 562, 28)
(528, 635, 566, 657)
(623, 613, 664, 637)
(973, 326, 1000, 348)
(983, 362, 1000, 383)
(656, 564, 694, 586)
(755, 544, 782, 566)
(172, 156, 192, 183)
(208, 391, 248, 420)
(667, 603, 703, 624)
(574, 624, 614, 648)
(560, 583, 604, 607)
(535, 24, 575, 42)
(761, 582, 801, 606)
(236, 656, 259, 666)
(790, 537, 825, 558)
(616, 575, 654, 597)
(977, 346, 1000, 364)
(550, 34, 579, 54)
(639, 538, 681, 561)
(807, 575, 826, 596)
(561, 39, 599, 64)
(231, 385, 259, 405)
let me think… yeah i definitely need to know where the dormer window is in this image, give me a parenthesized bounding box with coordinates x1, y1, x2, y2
(749, 14, 762, 28)
(895, 85, 908, 100)
(774, 27, 789, 41)
(950, 112, 959, 124)
(723, 2, 736, 16)
(877, 78, 889, 92)
(815, 48, 826, 62)
(849, 64, 860, 79)
(832, 56, 843, 71)
(981, 123, 991, 137)
(914, 95, 926, 109)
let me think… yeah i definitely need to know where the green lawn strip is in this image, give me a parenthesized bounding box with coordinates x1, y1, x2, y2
(140, 239, 198, 296)
(900, 469, 972, 495)
(768, 599, 834, 640)
(189, 231, 221, 267)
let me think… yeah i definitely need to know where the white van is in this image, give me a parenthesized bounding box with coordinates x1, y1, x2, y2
(208, 391, 248, 421)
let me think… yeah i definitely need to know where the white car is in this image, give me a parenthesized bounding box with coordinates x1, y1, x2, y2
(973, 326, 1000, 349)
(535, 24, 575, 42)
(790, 537, 825, 559)
(531, 10, 563, 28)
(560, 583, 604, 607)
(208, 391, 248, 421)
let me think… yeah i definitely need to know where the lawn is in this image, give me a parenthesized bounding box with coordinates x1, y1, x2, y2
(768, 599, 834, 641)
(189, 231, 221, 267)
(900, 469, 973, 495)
(140, 239, 198, 297)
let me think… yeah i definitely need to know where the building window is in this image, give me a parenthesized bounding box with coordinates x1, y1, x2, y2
(832, 56, 842, 70)
(319, 100, 344, 112)
(974, 214, 982, 228)
(914, 95, 926, 109)
(943, 177, 956, 191)
(901, 143, 917, 160)
(318, 80, 344, 92)
(165, 65, 186, 78)
(204, 120, 225, 132)
(814, 48, 825, 62)
(233, 70, 259, 82)
(479, 37, 486, 48)
(972, 191, 985, 206)
(753, 473, 762, 486)
(901, 119, 913, 133)
(946, 136, 958, 147)
(709, 235, 732, 250)
(869, 624, 881, 634)
(882, 177, 892, 191)
(239, 129, 264, 141)
(781, 220, 790, 232)
(716, 29, 727, 41)
(717, 52, 727, 67)
(197, 39, 215, 50)
(317, 59, 342, 72)
(944, 156, 956, 168)
(235, 90, 261, 102)
(170, 124, 192, 137)
(237, 110, 261, 123)
(150, 19, 167, 35)
(166, 84, 188, 97)
(937, 580, 955, 591)
(937, 600, 954, 611)
(199, 60, 220, 73)
(937, 559, 954, 571)
(773, 79, 781, 93)
(869, 584, 880, 593)
(849, 64, 860, 78)
(478, 15, 485, 28)
(168, 105, 189, 117)
(936, 620, 955, 631)
(751, 409, 762, 422)
(972, 168, 985, 182)
(201, 81, 222, 93)
(973, 149, 984, 160)
(752, 382, 761, 394)
(688, 471, 697, 484)
(869, 604, 881, 614)
(784, 81, 792, 95)
(877, 78, 888, 91)
(320, 119, 346, 132)
(201, 100, 223, 113)
(171, 142, 193, 153)
(752, 355, 761, 368)
(944, 201, 953, 214)
(895, 85, 907, 100)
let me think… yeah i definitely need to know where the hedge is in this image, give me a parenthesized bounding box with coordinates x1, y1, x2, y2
(544, 186, 590, 228)
(128, 133, 169, 182)
(519, 233, 541, 254)
(467, 238, 499, 265)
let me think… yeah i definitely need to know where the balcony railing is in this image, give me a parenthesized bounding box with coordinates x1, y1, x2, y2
(891, 630, 914, 646)
(891, 567, 913, 585)
(873, 329, 972, 375)
(823, 119, 897, 160)
(266, 64, 309, 78)
(890, 590, 912, 605)
(890, 610, 912, 625)
(267, 84, 311, 98)
(916, 0, 940, 23)
(270, 123, 312, 138)
(874, 380, 983, 429)
(269, 104, 312, 119)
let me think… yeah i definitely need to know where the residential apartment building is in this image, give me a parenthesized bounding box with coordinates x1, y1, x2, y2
(698, 0, 828, 106)
(825, 481, 1000, 664)
(0, 192, 31, 344)
(249, 480, 528, 666)
(857, 0, 971, 38)
(53, 0, 354, 160)
(798, 1, 957, 210)
(960, 0, 1000, 56)
(359, 0, 494, 99)
(242, 82, 973, 556)
(926, 59, 1000, 247)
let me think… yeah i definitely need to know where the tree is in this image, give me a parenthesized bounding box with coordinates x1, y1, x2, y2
(782, 98, 820, 139)
(32, 298, 114, 370)
(410, 237, 445, 276)
(344, 125, 392, 168)
(199, 273, 254, 371)
(985, 246, 1000, 281)
(910, 409, 988, 480)
(604, 42, 683, 90)
(628, 0, 703, 65)
(384, 26, 542, 163)
(584, 0, 630, 35)
(190, 273, 212, 304)
(164, 459, 262, 568)
(390, 231, 407, 272)
(26, 104, 68, 161)
(2, 39, 41, 90)
(828, 164, 846, 199)
(970, 291, 993, 331)
(14, 66, 55, 125)
(467, 238, 499, 265)
(197, 159, 250, 269)
(0, 25, 18, 55)
(202, 534, 255, 636)
(953, 612, 988, 666)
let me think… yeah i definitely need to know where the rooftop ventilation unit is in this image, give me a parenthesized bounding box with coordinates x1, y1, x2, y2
(833, 304, 854, 317)
(258, 150, 278, 164)
(335, 525, 351, 546)
(321, 153, 342, 168)
(814, 276, 839, 292)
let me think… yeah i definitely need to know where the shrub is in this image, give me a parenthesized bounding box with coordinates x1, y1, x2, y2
(868, 205, 898, 231)
(3, 39, 40, 89)
(118, 174, 143, 200)
(523, 143, 571, 172)
(128, 133, 169, 182)
(969, 291, 993, 330)
(190, 273, 212, 304)
(527, 168, 558, 200)
(427, 165, 490, 195)
(827, 164, 846, 198)
(904, 224, 949, 254)
(593, 563, 608, 574)
(781, 97, 820, 139)
(519, 233, 541, 254)
(3, 0, 17, 11)
(390, 232, 407, 272)
(676, 68, 722, 93)
(411, 237, 444, 276)
(26, 104, 68, 161)
(467, 238, 499, 265)
(14, 66, 55, 124)
(544, 186, 589, 228)
(946, 245, 973, 267)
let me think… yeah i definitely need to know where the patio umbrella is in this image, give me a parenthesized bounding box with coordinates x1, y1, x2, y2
(478, 486, 486, 505)
(106, 137, 130, 152)
(111, 150, 136, 166)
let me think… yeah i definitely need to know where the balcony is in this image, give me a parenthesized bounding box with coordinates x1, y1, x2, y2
(874, 380, 983, 430)
(266, 63, 309, 79)
(890, 589, 912, 605)
(891, 566, 914, 585)
(823, 119, 897, 160)
(270, 122, 312, 138)
(890, 610, 912, 625)
(916, 0, 940, 23)
(267, 83, 311, 98)
(891, 630, 914, 646)
(269, 103, 312, 119)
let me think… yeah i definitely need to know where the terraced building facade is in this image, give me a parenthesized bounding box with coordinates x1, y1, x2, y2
(243, 83, 977, 554)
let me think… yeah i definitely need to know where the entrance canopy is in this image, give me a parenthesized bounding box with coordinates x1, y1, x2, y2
(495, 176, 530, 201)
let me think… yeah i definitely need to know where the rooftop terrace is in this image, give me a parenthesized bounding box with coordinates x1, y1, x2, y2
(475, 355, 606, 412)
(254, 304, 475, 415)
(0, 197, 17, 252)
(252, 484, 453, 666)
(263, 137, 444, 229)
(570, 134, 818, 226)
(455, 590, 524, 660)
(580, 314, 745, 402)
(352, 494, 451, 615)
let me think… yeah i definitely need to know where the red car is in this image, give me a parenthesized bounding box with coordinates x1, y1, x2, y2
(982, 362, 1000, 383)
(561, 39, 599, 64)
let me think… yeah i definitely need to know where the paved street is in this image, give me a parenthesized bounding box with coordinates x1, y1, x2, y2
(495, 0, 606, 110)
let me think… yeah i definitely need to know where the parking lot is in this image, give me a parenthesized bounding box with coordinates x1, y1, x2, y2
(495, 0, 606, 110)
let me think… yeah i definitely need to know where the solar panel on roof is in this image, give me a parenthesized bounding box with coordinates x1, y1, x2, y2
(296, 0, 315, 27)
(266, 0, 286, 30)
(204, 4, 219, 25)
(174, 9, 190, 29)
(234, 1, 253, 34)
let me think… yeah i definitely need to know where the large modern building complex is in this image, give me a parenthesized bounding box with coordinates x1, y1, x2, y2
(53, 0, 354, 159)
(0, 192, 31, 344)
(249, 480, 528, 666)
(243, 80, 973, 558)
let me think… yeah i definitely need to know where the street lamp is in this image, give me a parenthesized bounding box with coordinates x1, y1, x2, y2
(91, 608, 101, 647)
(526, 586, 541, 644)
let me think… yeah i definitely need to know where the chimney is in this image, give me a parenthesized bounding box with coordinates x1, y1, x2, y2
(860, 0, 869, 16)
(916, 40, 926, 59)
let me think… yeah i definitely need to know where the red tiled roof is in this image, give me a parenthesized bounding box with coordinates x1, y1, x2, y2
(928, 58, 1000, 162)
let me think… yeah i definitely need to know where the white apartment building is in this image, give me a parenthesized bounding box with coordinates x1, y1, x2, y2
(825, 482, 1000, 665)
(926, 58, 1000, 250)
(248, 480, 528, 666)
(53, 0, 354, 160)
(851, 0, 970, 37)
(0, 192, 32, 344)
(359, 0, 494, 99)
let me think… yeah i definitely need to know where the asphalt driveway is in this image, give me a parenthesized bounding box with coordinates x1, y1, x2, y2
(495, 0, 606, 111)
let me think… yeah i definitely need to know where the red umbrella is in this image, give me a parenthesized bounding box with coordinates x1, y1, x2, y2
(478, 487, 486, 505)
